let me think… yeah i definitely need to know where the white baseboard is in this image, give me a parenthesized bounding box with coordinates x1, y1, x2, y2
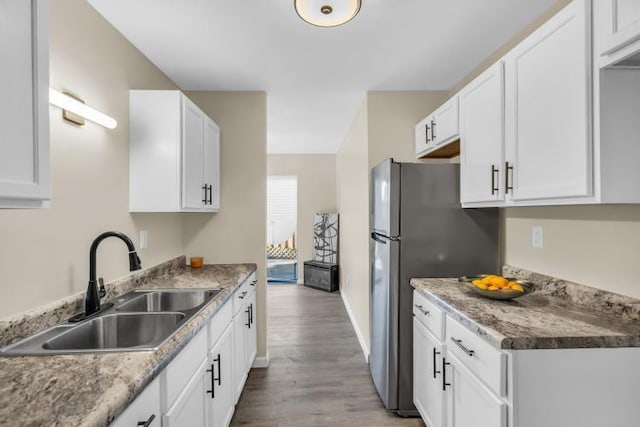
(252, 352, 270, 368)
(340, 291, 370, 362)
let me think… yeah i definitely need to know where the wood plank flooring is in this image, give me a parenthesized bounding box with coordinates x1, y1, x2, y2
(231, 284, 425, 427)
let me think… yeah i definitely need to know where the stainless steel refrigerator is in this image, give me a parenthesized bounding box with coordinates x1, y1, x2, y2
(369, 159, 499, 416)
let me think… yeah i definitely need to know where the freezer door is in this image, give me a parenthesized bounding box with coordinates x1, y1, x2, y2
(369, 231, 400, 410)
(371, 159, 400, 237)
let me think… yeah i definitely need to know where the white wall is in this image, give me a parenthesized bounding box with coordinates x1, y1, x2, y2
(0, 0, 184, 318)
(267, 154, 337, 279)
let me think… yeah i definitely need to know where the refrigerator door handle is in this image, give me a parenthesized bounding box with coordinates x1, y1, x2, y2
(371, 232, 388, 244)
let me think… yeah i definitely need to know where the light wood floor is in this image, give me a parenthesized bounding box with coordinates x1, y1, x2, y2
(231, 284, 425, 427)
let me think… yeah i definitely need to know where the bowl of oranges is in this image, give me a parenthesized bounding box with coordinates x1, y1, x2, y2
(458, 274, 534, 300)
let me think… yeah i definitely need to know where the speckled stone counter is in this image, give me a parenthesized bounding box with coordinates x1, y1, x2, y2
(411, 266, 640, 351)
(0, 256, 256, 427)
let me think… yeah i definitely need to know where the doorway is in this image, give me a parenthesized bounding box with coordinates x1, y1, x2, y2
(266, 176, 298, 283)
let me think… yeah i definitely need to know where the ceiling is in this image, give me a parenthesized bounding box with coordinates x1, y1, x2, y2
(87, 0, 557, 154)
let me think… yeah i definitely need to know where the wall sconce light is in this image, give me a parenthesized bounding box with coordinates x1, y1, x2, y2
(49, 88, 118, 129)
(294, 0, 361, 27)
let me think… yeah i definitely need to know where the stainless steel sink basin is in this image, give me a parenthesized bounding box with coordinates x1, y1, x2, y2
(116, 289, 220, 313)
(0, 287, 221, 356)
(43, 313, 185, 351)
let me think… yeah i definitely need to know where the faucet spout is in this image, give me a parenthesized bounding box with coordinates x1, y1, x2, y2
(85, 231, 142, 316)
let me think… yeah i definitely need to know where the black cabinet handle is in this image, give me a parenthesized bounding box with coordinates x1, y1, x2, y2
(206, 364, 216, 399)
(250, 303, 254, 325)
(137, 414, 155, 427)
(245, 306, 251, 328)
(238, 290, 247, 300)
(491, 165, 499, 195)
(432, 347, 441, 379)
(202, 184, 208, 203)
(214, 354, 222, 386)
(505, 162, 514, 194)
(207, 184, 213, 205)
(451, 337, 475, 357)
(442, 357, 451, 391)
(431, 119, 437, 140)
(250, 280, 256, 287)
(425, 123, 431, 143)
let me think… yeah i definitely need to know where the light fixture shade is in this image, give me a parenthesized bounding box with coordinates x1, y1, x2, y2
(294, 0, 361, 27)
(49, 89, 117, 129)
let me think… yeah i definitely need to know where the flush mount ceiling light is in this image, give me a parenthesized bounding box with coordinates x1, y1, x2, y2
(49, 88, 118, 129)
(294, 0, 361, 27)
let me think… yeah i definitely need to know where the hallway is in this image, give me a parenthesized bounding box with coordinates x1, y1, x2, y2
(231, 284, 425, 427)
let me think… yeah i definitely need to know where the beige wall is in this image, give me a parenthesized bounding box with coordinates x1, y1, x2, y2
(367, 91, 449, 167)
(267, 154, 337, 279)
(336, 97, 370, 355)
(184, 92, 268, 358)
(505, 206, 640, 298)
(337, 91, 450, 357)
(0, 0, 184, 318)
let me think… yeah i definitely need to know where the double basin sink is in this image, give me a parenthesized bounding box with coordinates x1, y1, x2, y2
(1, 288, 221, 356)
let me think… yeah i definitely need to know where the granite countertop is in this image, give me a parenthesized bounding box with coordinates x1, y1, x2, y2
(411, 266, 640, 351)
(0, 256, 256, 427)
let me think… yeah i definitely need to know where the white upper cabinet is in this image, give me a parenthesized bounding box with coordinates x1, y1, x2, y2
(0, 0, 50, 208)
(504, 0, 592, 202)
(597, 0, 640, 66)
(459, 62, 505, 205)
(415, 97, 459, 158)
(130, 90, 220, 213)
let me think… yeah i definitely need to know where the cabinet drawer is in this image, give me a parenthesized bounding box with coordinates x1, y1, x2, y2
(445, 315, 506, 397)
(163, 327, 207, 408)
(413, 291, 445, 340)
(111, 377, 160, 427)
(246, 272, 257, 297)
(233, 281, 250, 315)
(208, 299, 232, 350)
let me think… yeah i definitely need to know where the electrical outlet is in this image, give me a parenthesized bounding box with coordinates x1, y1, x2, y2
(139, 230, 148, 249)
(532, 226, 543, 248)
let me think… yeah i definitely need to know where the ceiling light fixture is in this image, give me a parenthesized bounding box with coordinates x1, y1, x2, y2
(49, 89, 118, 129)
(294, 0, 361, 27)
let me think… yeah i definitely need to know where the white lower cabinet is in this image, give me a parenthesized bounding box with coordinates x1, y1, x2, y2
(110, 377, 161, 427)
(413, 318, 445, 427)
(209, 324, 234, 427)
(163, 357, 210, 427)
(445, 353, 507, 427)
(113, 274, 258, 427)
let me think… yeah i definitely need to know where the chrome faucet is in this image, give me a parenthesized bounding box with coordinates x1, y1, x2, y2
(85, 231, 142, 316)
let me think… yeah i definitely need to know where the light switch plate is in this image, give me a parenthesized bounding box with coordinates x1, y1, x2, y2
(139, 230, 148, 249)
(532, 226, 543, 248)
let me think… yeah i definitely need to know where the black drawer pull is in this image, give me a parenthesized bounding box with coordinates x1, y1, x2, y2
(414, 304, 429, 316)
(137, 414, 155, 427)
(250, 280, 256, 287)
(238, 291, 248, 300)
(201, 184, 208, 203)
(214, 354, 222, 386)
(431, 119, 437, 140)
(451, 337, 475, 357)
(425, 123, 431, 143)
(505, 162, 514, 194)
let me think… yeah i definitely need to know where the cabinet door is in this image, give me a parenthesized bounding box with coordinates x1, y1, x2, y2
(232, 308, 248, 404)
(413, 318, 445, 427)
(445, 354, 507, 427)
(208, 324, 234, 427)
(0, 0, 49, 207)
(245, 291, 257, 369)
(111, 378, 160, 427)
(599, 0, 640, 56)
(505, 0, 591, 201)
(181, 96, 205, 210)
(432, 97, 459, 147)
(163, 357, 209, 427)
(415, 115, 433, 156)
(203, 118, 220, 211)
(460, 62, 504, 204)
